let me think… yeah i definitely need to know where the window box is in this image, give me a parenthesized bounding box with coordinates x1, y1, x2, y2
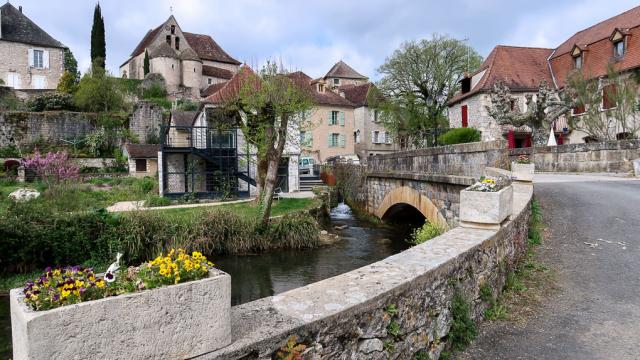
(10, 269, 231, 359)
(511, 162, 535, 182)
(460, 185, 513, 228)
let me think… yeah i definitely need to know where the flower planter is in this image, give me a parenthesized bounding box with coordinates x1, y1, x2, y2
(11, 269, 231, 360)
(459, 185, 513, 229)
(511, 162, 535, 182)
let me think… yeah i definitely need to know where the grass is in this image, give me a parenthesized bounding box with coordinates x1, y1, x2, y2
(156, 198, 320, 219)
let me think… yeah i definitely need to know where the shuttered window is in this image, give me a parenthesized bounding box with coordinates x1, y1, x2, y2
(602, 84, 617, 110)
(135, 159, 147, 172)
(461, 105, 468, 128)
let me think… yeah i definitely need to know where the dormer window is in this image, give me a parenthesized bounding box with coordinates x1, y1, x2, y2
(333, 78, 340, 86)
(610, 29, 626, 60)
(318, 84, 324, 93)
(571, 45, 583, 69)
(461, 77, 471, 94)
(614, 40, 625, 58)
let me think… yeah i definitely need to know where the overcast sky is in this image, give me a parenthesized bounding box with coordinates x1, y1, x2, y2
(9, 0, 640, 79)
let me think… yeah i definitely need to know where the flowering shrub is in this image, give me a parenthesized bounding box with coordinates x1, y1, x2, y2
(21, 151, 79, 185)
(139, 249, 213, 288)
(23, 266, 107, 311)
(515, 154, 531, 164)
(22, 249, 214, 311)
(466, 177, 508, 192)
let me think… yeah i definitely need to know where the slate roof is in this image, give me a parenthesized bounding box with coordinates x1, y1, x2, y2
(125, 144, 160, 159)
(202, 65, 234, 79)
(449, 45, 554, 104)
(0, 3, 64, 48)
(324, 60, 368, 80)
(170, 110, 198, 127)
(552, 5, 640, 59)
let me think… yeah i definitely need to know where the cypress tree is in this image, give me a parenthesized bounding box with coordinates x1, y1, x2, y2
(90, 3, 106, 70)
(143, 50, 150, 76)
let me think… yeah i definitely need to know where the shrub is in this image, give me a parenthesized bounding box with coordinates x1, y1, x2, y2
(142, 84, 167, 99)
(145, 195, 171, 207)
(265, 214, 321, 250)
(409, 222, 443, 245)
(26, 92, 75, 111)
(74, 66, 127, 113)
(449, 292, 477, 351)
(438, 127, 481, 145)
(22, 151, 79, 185)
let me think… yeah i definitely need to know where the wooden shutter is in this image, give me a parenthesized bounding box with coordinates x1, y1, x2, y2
(602, 84, 617, 109)
(371, 131, 376, 143)
(380, 131, 386, 144)
(43, 51, 50, 69)
(328, 111, 332, 125)
(28, 49, 34, 67)
(339, 134, 345, 148)
(461, 105, 468, 128)
(339, 112, 345, 126)
(328, 134, 333, 147)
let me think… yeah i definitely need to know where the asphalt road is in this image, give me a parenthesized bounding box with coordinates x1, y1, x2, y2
(458, 174, 640, 360)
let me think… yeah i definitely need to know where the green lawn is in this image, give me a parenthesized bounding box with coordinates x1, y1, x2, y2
(155, 197, 320, 219)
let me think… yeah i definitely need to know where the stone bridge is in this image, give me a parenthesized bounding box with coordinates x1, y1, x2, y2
(364, 141, 508, 228)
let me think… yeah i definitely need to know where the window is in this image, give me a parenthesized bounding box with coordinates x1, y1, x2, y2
(175, 37, 180, 50)
(329, 133, 339, 147)
(170, 25, 176, 35)
(461, 105, 468, 128)
(208, 78, 212, 85)
(32, 50, 44, 68)
(385, 132, 392, 144)
(166, 35, 171, 45)
(333, 78, 340, 86)
(574, 54, 582, 69)
(572, 103, 586, 116)
(32, 75, 46, 89)
(209, 130, 235, 148)
(614, 40, 625, 58)
(135, 159, 147, 172)
(300, 131, 312, 147)
(355, 130, 361, 144)
(602, 84, 617, 110)
(461, 77, 471, 94)
(318, 84, 324, 92)
(330, 111, 339, 125)
(373, 110, 379, 123)
(6, 73, 21, 88)
(373, 131, 380, 144)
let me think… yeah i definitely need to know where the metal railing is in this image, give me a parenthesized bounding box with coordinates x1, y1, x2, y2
(161, 126, 238, 149)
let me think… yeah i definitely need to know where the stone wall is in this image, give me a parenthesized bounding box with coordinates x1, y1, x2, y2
(129, 101, 164, 144)
(368, 140, 508, 178)
(510, 139, 640, 173)
(195, 183, 533, 359)
(0, 111, 98, 147)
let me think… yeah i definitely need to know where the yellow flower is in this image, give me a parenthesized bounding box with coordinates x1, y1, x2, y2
(61, 289, 71, 298)
(96, 280, 106, 289)
(75, 280, 84, 288)
(52, 269, 61, 276)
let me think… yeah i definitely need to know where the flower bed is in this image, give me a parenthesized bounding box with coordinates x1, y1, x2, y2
(11, 249, 231, 359)
(511, 155, 535, 182)
(460, 177, 513, 228)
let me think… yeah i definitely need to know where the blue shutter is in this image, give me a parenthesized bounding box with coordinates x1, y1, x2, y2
(339, 134, 346, 148)
(328, 111, 332, 125)
(339, 111, 345, 126)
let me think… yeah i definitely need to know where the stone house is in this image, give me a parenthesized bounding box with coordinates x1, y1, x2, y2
(448, 5, 640, 146)
(124, 144, 160, 178)
(341, 83, 399, 162)
(314, 60, 369, 90)
(120, 15, 240, 99)
(0, 3, 65, 90)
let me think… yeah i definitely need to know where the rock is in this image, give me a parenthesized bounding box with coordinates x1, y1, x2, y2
(333, 225, 348, 230)
(320, 230, 328, 235)
(357, 339, 383, 354)
(8, 188, 40, 202)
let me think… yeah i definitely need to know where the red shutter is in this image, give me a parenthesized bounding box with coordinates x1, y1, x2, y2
(602, 84, 617, 109)
(524, 134, 532, 148)
(461, 105, 468, 128)
(558, 133, 564, 145)
(507, 131, 516, 149)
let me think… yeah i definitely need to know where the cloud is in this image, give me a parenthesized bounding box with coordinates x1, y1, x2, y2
(9, 0, 640, 80)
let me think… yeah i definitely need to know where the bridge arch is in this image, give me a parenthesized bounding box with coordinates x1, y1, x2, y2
(374, 186, 449, 229)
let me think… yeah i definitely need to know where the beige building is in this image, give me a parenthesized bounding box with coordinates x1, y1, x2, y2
(125, 144, 160, 178)
(120, 15, 240, 99)
(0, 3, 65, 90)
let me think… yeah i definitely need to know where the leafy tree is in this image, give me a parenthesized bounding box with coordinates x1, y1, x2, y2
(222, 63, 313, 225)
(74, 62, 126, 113)
(486, 80, 569, 145)
(63, 48, 80, 82)
(143, 50, 150, 76)
(57, 71, 79, 94)
(565, 66, 640, 141)
(374, 34, 483, 147)
(90, 3, 106, 69)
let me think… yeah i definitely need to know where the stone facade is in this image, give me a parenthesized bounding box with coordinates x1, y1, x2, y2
(509, 139, 640, 173)
(0, 41, 64, 90)
(129, 101, 164, 144)
(354, 106, 399, 162)
(0, 111, 98, 147)
(196, 183, 533, 359)
(128, 157, 158, 178)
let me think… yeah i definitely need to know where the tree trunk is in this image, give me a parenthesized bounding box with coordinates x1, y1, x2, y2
(258, 114, 289, 226)
(531, 125, 547, 146)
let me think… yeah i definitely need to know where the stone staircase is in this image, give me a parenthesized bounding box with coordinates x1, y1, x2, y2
(299, 176, 324, 191)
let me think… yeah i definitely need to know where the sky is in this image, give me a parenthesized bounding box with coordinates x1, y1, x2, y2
(7, 0, 640, 80)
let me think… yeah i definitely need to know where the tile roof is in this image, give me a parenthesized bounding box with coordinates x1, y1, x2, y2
(203, 66, 258, 104)
(148, 41, 177, 59)
(201, 82, 227, 98)
(339, 83, 373, 107)
(125, 144, 160, 159)
(324, 61, 368, 80)
(289, 71, 356, 107)
(449, 45, 554, 104)
(202, 65, 234, 80)
(170, 110, 198, 127)
(0, 3, 64, 48)
(552, 5, 640, 59)
(183, 33, 240, 65)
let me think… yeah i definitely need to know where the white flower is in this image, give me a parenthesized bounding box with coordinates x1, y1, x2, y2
(104, 253, 122, 283)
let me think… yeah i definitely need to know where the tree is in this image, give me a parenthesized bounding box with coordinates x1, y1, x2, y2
(486, 80, 569, 145)
(565, 66, 640, 141)
(143, 50, 150, 76)
(221, 63, 313, 225)
(63, 48, 80, 82)
(74, 61, 126, 113)
(57, 71, 79, 94)
(375, 34, 483, 147)
(90, 3, 106, 70)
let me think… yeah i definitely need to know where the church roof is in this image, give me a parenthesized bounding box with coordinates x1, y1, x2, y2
(0, 3, 64, 48)
(148, 41, 177, 58)
(324, 60, 368, 80)
(202, 65, 234, 79)
(179, 48, 200, 61)
(183, 33, 240, 65)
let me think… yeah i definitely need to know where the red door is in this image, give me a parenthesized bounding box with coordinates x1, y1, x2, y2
(461, 105, 468, 128)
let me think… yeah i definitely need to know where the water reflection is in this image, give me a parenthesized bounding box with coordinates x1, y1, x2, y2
(215, 203, 413, 306)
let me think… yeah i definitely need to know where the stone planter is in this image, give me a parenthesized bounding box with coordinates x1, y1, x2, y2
(10, 269, 231, 360)
(459, 185, 513, 229)
(511, 162, 535, 182)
